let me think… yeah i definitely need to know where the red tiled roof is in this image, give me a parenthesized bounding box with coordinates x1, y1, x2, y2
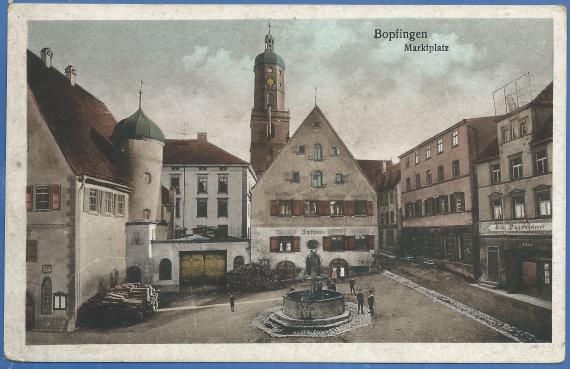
(163, 139, 248, 165)
(357, 160, 400, 190)
(27, 50, 128, 186)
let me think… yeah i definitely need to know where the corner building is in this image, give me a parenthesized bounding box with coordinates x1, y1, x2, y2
(399, 116, 497, 278)
(476, 83, 553, 300)
(250, 106, 378, 278)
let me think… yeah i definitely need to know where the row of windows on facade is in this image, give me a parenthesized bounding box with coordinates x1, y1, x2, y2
(296, 144, 341, 161)
(268, 235, 375, 253)
(170, 174, 228, 195)
(379, 210, 397, 225)
(488, 149, 549, 185)
(38, 277, 67, 315)
(287, 170, 347, 186)
(489, 187, 552, 220)
(169, 166, 228, 172)
(405, 160, 462, 192)
(176, 198, 229, 218)
(405, 129, 459, 169)
(404, 192, 466, 218)
(270, 200, 374, 217)
(501, 118, 529, 144)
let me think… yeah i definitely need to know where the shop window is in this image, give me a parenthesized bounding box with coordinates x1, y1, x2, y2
(355, 236, 368, 250)
(330, 201, 344, 216)
(303, 200, 318, 216)
(279, 200, 292, 216)
(218, 175, 228, 194)
(425, 144, 431, 159)
(197, 198, 208, 217)
(159, 258, 172, 280)
(451, 129, 459, 147)
(53, 292, 67, 311)
(534, 186, 552, 218)
(197, 176, 208, 194)
(40, 278, 52, 315)
(490, 163, 501, 184)
(217, 198, 228, 218)
(510, 155, 523, 180)
(312, 171, 323, 188)
(330, 236, 345, 251)
(534, 149, 548, 175)
(437, 137, 443, 153)
(426, 170, 432, 186)
(452, 160, 460, 178)
(314, 144, 323, 161)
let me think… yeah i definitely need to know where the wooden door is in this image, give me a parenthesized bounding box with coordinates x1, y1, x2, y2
(487, 247, 499, 282)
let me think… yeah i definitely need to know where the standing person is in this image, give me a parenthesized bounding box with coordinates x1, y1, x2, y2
(349, 277, 356, 295)
(356, 289, 364, 314)
(331, 266, 337, 281)
(229, 294, 235, 312)
(368, 290, 375, 315)
(339, 265, 345, 282)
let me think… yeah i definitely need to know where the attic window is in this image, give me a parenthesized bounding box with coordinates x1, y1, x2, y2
(313, 121, 321, 128)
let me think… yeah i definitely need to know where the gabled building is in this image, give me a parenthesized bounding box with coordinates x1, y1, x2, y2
(162, 133, 256, 239)
(250, 106, 378, 278)
(399, 116, 497, 278)
(26, 49, 131, 331)
(475, 83, 553, 300)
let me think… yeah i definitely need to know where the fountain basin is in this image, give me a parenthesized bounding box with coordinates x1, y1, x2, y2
(282, 290, 345, 319)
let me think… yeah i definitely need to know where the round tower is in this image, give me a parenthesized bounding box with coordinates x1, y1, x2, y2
(112, 87, 165, 223)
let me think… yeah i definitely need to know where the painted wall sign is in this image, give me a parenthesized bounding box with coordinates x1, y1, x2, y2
(41, 264, 52, 273)
(486, 221, 552, 234)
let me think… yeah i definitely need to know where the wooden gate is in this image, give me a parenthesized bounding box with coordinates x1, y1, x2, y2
(179, 251, 227, 285)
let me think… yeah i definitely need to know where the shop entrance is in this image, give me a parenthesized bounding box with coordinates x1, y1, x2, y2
(487, 247, 500, 282)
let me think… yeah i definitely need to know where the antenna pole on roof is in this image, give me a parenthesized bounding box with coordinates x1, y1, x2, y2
(314, 87, 317, 106)
(139, 80, 143, 109)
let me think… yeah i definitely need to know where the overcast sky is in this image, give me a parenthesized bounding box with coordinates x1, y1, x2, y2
(28, 19, 553, 162)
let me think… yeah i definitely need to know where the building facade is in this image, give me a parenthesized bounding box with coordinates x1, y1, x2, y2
(476, 83, 553, 300)
(249, 26, 290, 178)
(399, 116, 497, 278)
(27, 49, 131, 331)
(251, 106, 378, 278)
(162, 133, 257, 239)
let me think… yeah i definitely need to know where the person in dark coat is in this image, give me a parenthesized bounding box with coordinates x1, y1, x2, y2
(356, 290, 364, 314)
(368, 291, 375, 315)
(229, 294, 235, 312)
(349, 277, 356, 295)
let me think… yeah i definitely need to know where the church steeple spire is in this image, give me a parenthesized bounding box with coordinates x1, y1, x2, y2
(265, 20, 274, 51)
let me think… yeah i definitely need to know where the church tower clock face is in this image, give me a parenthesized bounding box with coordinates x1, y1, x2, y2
(265, 76, 275, 87)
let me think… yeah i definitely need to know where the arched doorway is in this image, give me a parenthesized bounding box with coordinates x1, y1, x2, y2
(126, 266, 142, 283)
(329, 258, 350, 278)
(159, 259, 172, 280)
(276, 260, 297, 279)
(26, 292, 34, 331)
(233, 256, 245, 270)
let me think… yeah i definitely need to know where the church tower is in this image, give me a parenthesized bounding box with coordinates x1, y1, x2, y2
(250, 23, 290, 178)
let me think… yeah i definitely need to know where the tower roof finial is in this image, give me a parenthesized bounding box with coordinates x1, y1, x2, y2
(138, 80, 143, 109)
(314, 87, 317, 106)
(268, 20, 271, 34)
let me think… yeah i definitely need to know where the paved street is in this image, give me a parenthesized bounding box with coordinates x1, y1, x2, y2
(27, 271, 527, 344)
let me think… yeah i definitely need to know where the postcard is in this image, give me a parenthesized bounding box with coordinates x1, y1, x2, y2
(4, 3, 566, 363)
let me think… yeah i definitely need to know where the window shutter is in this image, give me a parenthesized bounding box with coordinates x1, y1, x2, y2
(51, 185, 61, 210)
(292, 236, 301, 252)
(344, 201, 354, 216)
(319, 201, 330, 216)
(270, 200, 279, 216)
(270, 237, 279, 253)
(292, 200, 304, 216)
(83, 188, 89, 211)
(26, 186, 32, 211)
(366, 235, 375, 251)
(366, 201, 375, 216)
(322, 236, 331, 251)
(347, 236, 356, 251)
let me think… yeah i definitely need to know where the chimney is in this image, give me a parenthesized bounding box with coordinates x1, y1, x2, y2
(381, 160, 387, 174)
(40, 47, 53, 68)
(197, 132, 207, 142)
(64, 65, 77, 86)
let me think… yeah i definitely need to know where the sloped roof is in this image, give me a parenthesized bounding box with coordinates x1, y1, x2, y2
(474, 137, 499, 163)
(254, 49, 285, 70)
(163, 139, 248, 165)
(531, 115, 553, 145)
(378, 162, 401, 189)
(27, 50, 128, 185)
(112, 107, 165, 143)
(358, 160, 401, 190)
